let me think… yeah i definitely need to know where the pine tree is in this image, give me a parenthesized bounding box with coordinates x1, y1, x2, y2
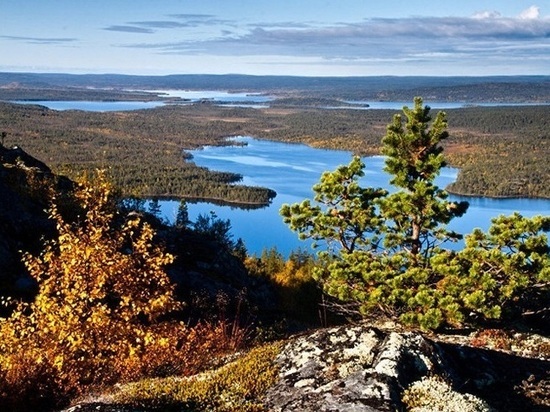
(280, 156, 387, 254)
(282, 98, 550, 329)
(380, 96, 468, 257)
(282, 99, 467, 327)
(175, 200, 190, 229)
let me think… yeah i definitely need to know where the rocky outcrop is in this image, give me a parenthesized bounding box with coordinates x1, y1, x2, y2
(0, 144, 73, 298)
(62, 323, 549, 412)
(264, 323, 550, 412)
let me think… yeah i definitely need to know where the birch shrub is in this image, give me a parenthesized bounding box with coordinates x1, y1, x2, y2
(0, 172, 238, 410)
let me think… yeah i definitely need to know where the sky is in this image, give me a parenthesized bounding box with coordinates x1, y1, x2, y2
(1, 0, 549, 77)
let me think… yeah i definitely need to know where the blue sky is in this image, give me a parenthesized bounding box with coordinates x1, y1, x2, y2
(1, 0, 549, 76)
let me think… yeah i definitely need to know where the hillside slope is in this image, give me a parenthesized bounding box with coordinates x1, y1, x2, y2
(0, 144, 276, 319)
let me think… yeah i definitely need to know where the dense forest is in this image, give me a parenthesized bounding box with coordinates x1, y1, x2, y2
(0, 102, 278, 205)
(0, 100, 547, 200)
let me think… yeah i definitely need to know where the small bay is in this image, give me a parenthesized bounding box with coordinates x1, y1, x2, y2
(157, 136, 550, 257)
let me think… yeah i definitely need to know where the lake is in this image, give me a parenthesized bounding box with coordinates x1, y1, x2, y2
(151, 89, 273, 104)
(13, 93, 545, 112)
(155, 136, 550, 257)
(11, 100, 167, 112)
(344, 101, 550, 110)
(11, 90, 273, 111)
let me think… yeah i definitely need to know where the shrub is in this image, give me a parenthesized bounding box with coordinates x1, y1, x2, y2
(244, 248, 322, 325)
(0, 171, 182, 408)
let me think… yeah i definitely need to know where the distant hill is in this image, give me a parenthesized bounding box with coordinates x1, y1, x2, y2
(1, 72, 549, 103)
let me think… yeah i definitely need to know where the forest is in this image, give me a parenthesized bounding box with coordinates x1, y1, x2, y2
(0, 100, 548, 201)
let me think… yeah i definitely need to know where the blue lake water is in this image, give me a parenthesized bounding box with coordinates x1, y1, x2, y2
(11, 90, 273, 111)
(11, 94, 547, 112)
(156, 136, 550, 257)
(345, 101, 550, 110)
(152, 89, 273, 104)
(11, 100, 166, 112)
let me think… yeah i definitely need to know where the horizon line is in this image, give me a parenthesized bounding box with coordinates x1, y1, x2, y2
(1, 71, 549, 79)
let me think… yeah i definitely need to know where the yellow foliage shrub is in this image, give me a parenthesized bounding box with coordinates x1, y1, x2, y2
(245, 250, 322, 324)
(0, 171, 183, 408)
(0, 171, 256, 410)
(116, 320, 246, 382)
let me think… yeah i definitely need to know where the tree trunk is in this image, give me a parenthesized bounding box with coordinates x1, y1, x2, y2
(411, 222, 421, 255)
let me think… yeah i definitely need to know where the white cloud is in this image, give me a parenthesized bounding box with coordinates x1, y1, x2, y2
(518, 5, 540, 20)
(472, 10, 502, 19)
(107, 7, 550, 75)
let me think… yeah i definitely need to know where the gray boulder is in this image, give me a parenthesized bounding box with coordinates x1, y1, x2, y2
(264, 323, 549, 411)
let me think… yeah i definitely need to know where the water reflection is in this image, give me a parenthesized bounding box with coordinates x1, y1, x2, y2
(154, 89, 271, 100)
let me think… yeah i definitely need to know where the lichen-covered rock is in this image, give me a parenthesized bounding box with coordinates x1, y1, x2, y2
(60, 322, 549, 411)
(264, 323, 550, 411)
(264, 324, 442, 411)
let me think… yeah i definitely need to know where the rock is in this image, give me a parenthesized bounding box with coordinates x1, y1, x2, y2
(0, 144, 70, 298)
(264, 323, 550, 411)
(59, 323, 549, 412)
(264, 325, 434, 411)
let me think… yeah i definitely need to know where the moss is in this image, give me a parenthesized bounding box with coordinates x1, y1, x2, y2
(113, 341, 283, 411)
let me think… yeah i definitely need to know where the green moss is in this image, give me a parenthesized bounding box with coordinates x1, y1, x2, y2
(113, 341, 283, 411)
